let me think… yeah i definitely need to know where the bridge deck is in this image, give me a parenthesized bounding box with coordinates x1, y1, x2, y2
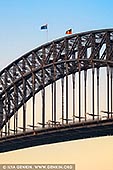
(0, 118, 113, 153)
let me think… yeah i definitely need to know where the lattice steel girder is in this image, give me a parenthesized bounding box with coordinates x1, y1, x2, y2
(0, 28, 113, 130)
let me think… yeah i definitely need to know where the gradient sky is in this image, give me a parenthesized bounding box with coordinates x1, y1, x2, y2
(0, 0, 113, 170)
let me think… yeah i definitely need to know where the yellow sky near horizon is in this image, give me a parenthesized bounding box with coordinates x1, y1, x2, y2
(0, 136, 113, 170)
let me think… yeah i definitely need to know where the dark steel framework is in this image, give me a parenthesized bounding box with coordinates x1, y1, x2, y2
(0, 28, 113, 139)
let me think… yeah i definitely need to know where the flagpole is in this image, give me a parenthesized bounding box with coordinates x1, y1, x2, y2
(46, 28, 48, 42)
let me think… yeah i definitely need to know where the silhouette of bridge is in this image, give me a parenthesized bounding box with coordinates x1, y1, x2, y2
(0, 28, 113, 153)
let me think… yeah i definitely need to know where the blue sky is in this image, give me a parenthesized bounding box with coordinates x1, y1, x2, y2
(0, 0, 113, 69)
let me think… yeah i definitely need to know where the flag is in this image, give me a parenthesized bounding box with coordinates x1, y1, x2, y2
(41, 24, 48, 30)
(65, 29, 72, 34)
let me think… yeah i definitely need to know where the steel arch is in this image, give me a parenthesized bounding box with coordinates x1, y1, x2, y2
(0, 28, 113, 133)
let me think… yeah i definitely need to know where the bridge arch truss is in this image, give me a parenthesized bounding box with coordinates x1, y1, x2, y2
(0, 28, 113, 138)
